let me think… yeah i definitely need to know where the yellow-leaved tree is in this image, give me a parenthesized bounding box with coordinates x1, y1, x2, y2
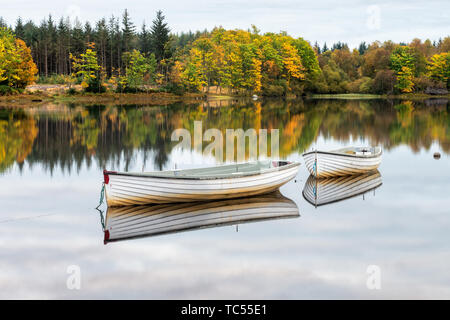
(179, 28, 317, 96)
(427, 52, 450, 88)
(0, 27, 38, 94)
(70, 42, 105, 93)
(281, 41, 306, 84)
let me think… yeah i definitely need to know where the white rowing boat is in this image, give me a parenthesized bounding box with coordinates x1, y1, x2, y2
(302, 170, 382, 207)
(103, 160, 300, 206)
(302, 146, 382, 178)
(102, 192, 299, 243)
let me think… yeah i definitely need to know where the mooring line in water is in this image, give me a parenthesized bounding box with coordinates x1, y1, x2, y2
(96, 207, 105, 230)
(95, 182, 107, 231)
(95, 182, 105, 209)
(0, 213, 60, 224)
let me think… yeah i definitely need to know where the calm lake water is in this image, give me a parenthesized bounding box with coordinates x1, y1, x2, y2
(1, 98, 449, 299)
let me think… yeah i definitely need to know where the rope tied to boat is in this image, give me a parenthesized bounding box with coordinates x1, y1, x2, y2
(95, 182, 105, 210)
(313, 149, 318, 177)
(96, 207, 106, 230)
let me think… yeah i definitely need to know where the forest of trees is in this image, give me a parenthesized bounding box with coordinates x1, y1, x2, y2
(312, 39, 450, 94)
(0, 10, 449, 96)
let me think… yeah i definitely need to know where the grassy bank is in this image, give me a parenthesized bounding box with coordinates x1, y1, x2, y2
(309, 93, 450, 100)
(0, 91, 206, 107)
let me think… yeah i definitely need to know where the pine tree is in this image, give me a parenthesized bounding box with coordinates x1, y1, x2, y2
(15, 17, 25, 39)
(71, 18, 85, 55)
(84, 21, 93, 43)
(107, 15, 118, 75)
(56, 17, 69, 74)
(150, 10, 170, 62)
(95, 18, 108, 71)
(358, 41, 368, 55)
(314, 41, 321, 54)
(139, 22, 151, 54)
(0, 17, 7, 29)
(122, 9, 135, 53)
(46, 15, 57, 75)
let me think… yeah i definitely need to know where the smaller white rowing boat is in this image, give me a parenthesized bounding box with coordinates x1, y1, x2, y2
(302, 146, 382, 178)
(103, 160, 300, 206)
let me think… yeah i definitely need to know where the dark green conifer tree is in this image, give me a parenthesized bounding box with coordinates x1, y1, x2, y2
(150, 10, 170, 62)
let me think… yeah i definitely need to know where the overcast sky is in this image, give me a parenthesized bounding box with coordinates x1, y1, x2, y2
(1, 0, 449, 48)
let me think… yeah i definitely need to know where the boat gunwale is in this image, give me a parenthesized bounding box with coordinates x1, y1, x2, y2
(104, 161, 300, 180)
(302, 148, 382, 159)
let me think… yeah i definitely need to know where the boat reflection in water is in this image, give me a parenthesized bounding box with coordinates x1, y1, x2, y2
(101, 192, 299, 244)
(302, 170, 382, 207)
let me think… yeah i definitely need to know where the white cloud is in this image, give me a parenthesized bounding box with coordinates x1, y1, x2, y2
(0, 0, 448, 48)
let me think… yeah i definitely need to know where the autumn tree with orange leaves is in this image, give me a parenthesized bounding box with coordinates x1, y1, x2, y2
(0, 27, 37, 94)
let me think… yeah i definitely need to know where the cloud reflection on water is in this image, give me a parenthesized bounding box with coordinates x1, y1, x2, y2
(1, 138, 450, 298)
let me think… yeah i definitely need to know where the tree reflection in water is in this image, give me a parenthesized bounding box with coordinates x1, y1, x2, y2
(0, 98, 448, 174)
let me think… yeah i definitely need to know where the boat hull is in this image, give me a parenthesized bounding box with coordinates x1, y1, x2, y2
(104, 192, 299, 242)
(104, 162, 300, 206)
(302, 170, 382, 207)
(303, 150, 382, 178)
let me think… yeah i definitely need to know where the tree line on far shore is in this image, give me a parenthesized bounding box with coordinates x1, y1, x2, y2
(0, 10, 449, 96)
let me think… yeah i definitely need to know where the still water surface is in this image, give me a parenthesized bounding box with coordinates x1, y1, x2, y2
(0, 98, 449, 299)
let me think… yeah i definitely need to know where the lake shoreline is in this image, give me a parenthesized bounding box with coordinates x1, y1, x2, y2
(0, 91, 207, 107)
(0, 90, 448, 107)
(308, 93, 450, 100)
